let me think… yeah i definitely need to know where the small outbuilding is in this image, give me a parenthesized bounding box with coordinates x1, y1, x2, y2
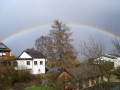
(58, 64, 107, 90)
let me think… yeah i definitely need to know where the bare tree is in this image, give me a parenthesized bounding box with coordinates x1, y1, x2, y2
(35, 35, 54, 58)
(112, 38, 120, 55)
(80, 37, 105, 62)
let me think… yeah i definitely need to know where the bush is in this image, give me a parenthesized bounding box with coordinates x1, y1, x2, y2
(13, 82, 26, 90)
(13, 70, 35, 83)
(47, 59, 81, 68)
(0, 67, 15, 90)
(0, 67, 38, 90)
(112, 67, 120, 79)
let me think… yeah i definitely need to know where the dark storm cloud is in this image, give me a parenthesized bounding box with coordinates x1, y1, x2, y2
(0, 0, 120, 55)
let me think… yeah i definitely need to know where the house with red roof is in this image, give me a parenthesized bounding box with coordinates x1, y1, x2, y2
(57, 64, 107, 90)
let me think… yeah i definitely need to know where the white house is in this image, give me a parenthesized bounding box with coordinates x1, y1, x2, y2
(16, 50, 46, 74)
(96, 54, 120, 68)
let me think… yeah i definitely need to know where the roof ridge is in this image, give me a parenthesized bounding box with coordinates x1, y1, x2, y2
(25, 50, 46, 58)
(0, 42, 11, 51)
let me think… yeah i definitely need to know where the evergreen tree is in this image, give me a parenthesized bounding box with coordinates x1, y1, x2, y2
(50, 20, 76, 61)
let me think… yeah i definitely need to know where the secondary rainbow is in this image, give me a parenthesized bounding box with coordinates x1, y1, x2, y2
(2, 23, 120, 42)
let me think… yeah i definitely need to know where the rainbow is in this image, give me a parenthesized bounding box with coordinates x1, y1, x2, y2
(1, 23, 120, 42)
(2, 24, 50, 42)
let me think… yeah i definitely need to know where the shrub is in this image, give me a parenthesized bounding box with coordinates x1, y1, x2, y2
(0, 67, 38, 90)
(13, 82, 26, 90)
(112, 67, 120, 79)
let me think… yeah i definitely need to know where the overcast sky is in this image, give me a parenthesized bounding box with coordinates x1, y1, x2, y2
(0, 0, 120, 57)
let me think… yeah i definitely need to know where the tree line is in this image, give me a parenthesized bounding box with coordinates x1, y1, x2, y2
(35, 20, 78, 67)
(34, 20, 120, 68)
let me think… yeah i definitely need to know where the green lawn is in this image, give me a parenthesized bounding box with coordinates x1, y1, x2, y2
(110, 74, 117, 80)
(25, 86, 53, 90)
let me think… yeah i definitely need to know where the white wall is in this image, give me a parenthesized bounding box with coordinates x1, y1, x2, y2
(16, 60, 33, 70)
(16, 58, 46, 74)
(32, 58, 46, 74)
(19, 52, 32, 58)
(97, 56, 120, 68)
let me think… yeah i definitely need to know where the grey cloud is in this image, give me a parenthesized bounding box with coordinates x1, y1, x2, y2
(0, 0, 120, 55)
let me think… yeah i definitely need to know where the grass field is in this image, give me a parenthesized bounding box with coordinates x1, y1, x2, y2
(110, 74, 117, 80)
(25, 86, 53, 90)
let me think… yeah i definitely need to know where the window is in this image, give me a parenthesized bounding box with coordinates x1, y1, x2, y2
(0, 53, 5, 56)
(27, 61, 30, 65)
(40, 61, 43, 65)
(34, 61, 37, 65)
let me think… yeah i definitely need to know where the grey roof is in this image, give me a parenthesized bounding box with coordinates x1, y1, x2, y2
(25, 50, 46, 58)
(65, 64, 105, 80)
(48, 67, 60, 73)
(0, 42, 11, 52)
